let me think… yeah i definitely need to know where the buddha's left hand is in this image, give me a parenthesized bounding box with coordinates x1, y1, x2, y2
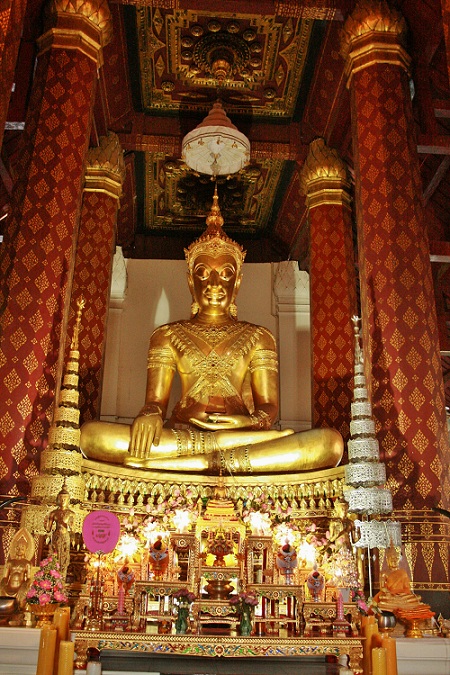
(190, 413, 252, 430)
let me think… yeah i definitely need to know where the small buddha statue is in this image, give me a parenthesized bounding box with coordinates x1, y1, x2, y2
(81, 187, 344, 475)
(374, 543, 422, 613)
(44, 485, 75, 582)
(0, 527, 34, 610)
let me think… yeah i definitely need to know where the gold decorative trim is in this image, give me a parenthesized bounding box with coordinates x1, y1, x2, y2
(30, 474, 86, 504)
(300, 138, 351, 209)
(84, 171, 124, 199)
(37, 20, 105, 66)
(73, 631, 363, 673)
(340, 1, 410, 85)
(39, 448, 83, 475)
(85, 133, 126, 199)
(45, 0, 112, 46)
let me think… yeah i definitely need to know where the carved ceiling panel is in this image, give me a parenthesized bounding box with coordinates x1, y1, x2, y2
(132, 7, 316, 118)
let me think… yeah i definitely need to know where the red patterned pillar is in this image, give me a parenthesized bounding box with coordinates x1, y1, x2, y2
(0, 0, 112, 496)
(69, 132, 125, 423)
(300, 138, 357, 441)
(0, 0, 27, 149)
(341, 1, 450, 589)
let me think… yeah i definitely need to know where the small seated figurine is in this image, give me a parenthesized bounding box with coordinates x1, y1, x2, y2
(81, 188, 344, 476)
(0, 527, 34, 610)
(276, 540, 298, 584)
(374, 542, 421, 613)
(148, 536, 169, 579)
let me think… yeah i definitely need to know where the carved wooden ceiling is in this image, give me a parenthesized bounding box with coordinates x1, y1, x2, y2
(2, 0, 450, 267)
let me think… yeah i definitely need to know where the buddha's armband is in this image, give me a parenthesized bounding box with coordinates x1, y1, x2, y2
(248, 349, 278, 374)
(147, 346, 176, 372)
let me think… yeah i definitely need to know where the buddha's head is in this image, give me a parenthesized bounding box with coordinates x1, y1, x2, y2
(184, 185, 246, 319)
(334, 498, 349, 519)
(56, 485, 71, 508)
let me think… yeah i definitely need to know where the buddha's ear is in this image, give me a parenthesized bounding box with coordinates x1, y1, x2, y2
(187, 272, 194, 296)
(233, 273, 242, 297)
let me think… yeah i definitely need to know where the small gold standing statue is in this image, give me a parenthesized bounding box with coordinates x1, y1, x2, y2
(328, 498, 364, 588)
(45, 485, 75, 582)
(0, 527, 34, 611)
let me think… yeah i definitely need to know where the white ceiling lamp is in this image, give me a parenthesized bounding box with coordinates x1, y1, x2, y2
(181, 101, 250, 177)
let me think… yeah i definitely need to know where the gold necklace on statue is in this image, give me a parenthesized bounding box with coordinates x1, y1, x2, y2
(183, 320, 245, 347)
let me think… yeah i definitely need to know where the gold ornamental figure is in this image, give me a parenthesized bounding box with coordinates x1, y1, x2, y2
(80, 186, 344, 475)
(44, 485, 75, 582)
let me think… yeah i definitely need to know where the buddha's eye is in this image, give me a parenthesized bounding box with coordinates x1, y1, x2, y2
(194, 264, 210, 280)
(220, 265, 235, 281)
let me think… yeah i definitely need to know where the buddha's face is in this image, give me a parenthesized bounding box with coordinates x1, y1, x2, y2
(189, 253, 241, 318)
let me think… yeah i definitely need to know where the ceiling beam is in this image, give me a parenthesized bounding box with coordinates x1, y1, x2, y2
(111, 0, 351, 21)
(117, 115, 303, 160)
(423, 155, 450, 205)
(417, 135, 450, 155)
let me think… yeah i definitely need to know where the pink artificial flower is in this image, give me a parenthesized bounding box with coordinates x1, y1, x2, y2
(54, 591, 67, 603)
(39, 593, 51, 606)
(50, 569, 61, 579)
(39, 579, 52, 590)
(26, 587, 37, 599)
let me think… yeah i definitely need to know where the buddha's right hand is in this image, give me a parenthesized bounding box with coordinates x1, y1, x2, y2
(130, 413, 163, 458)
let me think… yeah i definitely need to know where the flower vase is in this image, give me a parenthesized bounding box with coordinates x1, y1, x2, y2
(175, 603, 190, 634)
(239, 606, 253, 637)
(27, 602, 58, 627)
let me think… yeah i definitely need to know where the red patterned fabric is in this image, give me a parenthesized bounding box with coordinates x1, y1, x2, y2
(0, 0, 27, 148)
(0, 46, 97, 496)
(68, 190, 117, 422)
(310, 202, 357, 441)
(350, 61, 450, 512)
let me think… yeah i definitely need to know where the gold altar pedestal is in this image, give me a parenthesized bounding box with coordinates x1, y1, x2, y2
(81, 460, 345, 511)
(72, 630, 364, 674)
(302, 602, 360, 638)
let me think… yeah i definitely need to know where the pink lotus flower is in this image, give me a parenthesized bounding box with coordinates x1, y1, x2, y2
(39, 593, 51, 606)
(54, 591, 66, 602)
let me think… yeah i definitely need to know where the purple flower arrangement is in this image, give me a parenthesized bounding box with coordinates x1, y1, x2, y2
(230, 591, 259, 612)
(26, 554, 68, 606)
(173, 588, 196, 604)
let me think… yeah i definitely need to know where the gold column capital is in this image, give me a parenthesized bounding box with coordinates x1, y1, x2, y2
(340, 0, 410, 86)
(300, 138, 352, 209)
(38, 0, 113, 66)
(84, 132, 126, 200)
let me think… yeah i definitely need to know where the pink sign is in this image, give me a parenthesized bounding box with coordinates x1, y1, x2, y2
(82, 510, 121, 554)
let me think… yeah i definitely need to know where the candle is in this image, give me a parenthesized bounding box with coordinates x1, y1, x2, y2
(57, 640, 74, 675)
(372, 630, 383, 648)
(53, 607, 71, 675)
(361, 614, 376, 628)
(36, 626, 57, 675)
(362, 622, 379, 675)
(381, 633, 398, 675)
(372, 647, 387, 675)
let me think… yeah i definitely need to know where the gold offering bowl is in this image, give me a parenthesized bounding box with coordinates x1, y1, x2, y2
(0, 597, 18, 624)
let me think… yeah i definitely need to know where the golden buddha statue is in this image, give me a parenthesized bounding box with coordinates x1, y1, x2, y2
(374, 543, 422, 613)
(81, 188, 344, 475)
(0, 527, 34, 610)
(45, 485, 75, 582)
